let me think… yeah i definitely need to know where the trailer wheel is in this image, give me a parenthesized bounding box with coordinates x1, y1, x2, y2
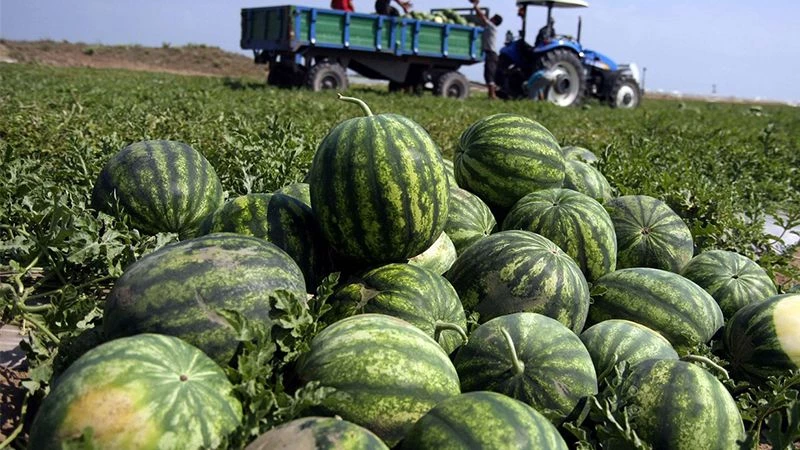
(306, 62, 348, 92)
(434, 72, 470, 99)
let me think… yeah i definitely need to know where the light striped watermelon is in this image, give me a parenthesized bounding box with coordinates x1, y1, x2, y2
(331, 263, 467, 354)
(724, 293, 800, 379)
(91, 140, 223, 238)
(296, 314, 461, 446)
(620, 359, 745, 449)
(307, 95, 449, 264)
(453, 313, 597, 424)
(589, 268, 724, 351)
(275, 182, 311, 208)
(444, 186, 496, 255)
(579, 319, 679, 381)
(446, 230, 590, 332)
(29, 334, 241, 450)
(199, 192, 332, 290)
(563, 159, 613, 203)
(103, 233, 307, 365)
(503, 188, 617, 282)
(408, 231, 458, 275)
(454, 114, 565, 212)
(681, 250, 777, 319)
(605, 195, 694, 273)
(400, 391, 568, 450)
(561, 145, 598, 165)
(442, 157, 457, 188)
(246, 417, 388, 450)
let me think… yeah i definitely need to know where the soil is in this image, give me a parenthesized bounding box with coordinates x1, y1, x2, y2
(0, 366, 27, 442)
(0, 39, 267, 79)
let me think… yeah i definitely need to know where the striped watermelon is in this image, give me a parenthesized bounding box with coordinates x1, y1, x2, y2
(331, 263, 467, 354)
(620, 359, 745, 449)
(275, 182, 311, 208)
(681, 250, 777, 319)
(307, 95, 449, 264)
(91, 140, 223, 238)
(561, 145, 598, 165)
(103, 233, 307, 365)
(199, 192, 331, 290)
(589, 268, 724, 351)
(447, 230, 589, 332)
(453, 313, 597, 424)
(579, 319, 679, 381)
(444, 186, 497, 255)
(400, 391, 568, 450)
(296, 314, 461, 446)
(246, 417, 388, 450)
(454, 114, 565, 212)
(29, 334, 241, 450)
(503, 188, 617, 282)
(724, 293, 800, 379)
(408, 232, 457, 275)
(442, 157, 457, 188)
(563, 159, 613, 203)
(605, 195, 694, 272)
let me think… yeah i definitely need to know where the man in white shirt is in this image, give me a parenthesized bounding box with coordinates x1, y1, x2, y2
(471, 0, 503, 99)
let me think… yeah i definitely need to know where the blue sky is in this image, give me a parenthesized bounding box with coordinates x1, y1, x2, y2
(1, 0, 798, 103)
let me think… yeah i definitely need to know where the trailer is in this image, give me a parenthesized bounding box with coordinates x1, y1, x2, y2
(240, 5, 487, 98)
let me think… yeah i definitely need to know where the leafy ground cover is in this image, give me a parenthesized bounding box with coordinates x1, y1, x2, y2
(1, 63, 799, 447)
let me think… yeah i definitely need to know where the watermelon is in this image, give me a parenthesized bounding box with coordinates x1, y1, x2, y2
(454, 113, 564, 212)
(724, 293, 800, 379)
(605, 195, 694, 272)
(307, 95, 449, 264)
(453, 313, 597, 424)
(446, 230, 590, 332)
(275, 182, 311, 208)
(91, 140, 223, 238)
(561, 145, 598, 164)
(331, 263, 467, 354)
(444, 186, 497, 255)
(579, 319, 679, 381)
(563, 159, 613, 203)
(199, 192, 332, 290)
(296, 314, 461, 446)
(29, 334, 241, 450)
(400, 391, 568, 450)
(619, 359, 745, 449)
(246, 417, 388, 450)
(441, 157, 457, 188)
(407, 231, 457, 275)
(589, 268, 724, 351)
(103, 233, 307, 365)
(681, 249, 777, 319)
(503, 188, 617, 282)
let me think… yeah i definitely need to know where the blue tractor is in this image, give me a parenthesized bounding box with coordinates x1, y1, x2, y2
(497, 0, 642, 107)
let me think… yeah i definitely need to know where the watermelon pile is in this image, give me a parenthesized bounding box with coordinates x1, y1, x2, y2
(31, 96, 793, 449)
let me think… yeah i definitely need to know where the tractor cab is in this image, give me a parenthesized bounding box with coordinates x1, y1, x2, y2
(497, 0, 642, 107)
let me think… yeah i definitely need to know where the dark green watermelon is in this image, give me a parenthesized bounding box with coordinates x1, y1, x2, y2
(103, 233, 307, 365)
(453, 313, 597, 424)
(563, 159, 613, 203)
(246, 417, 388, 450)
(91, 140, 223, 238)
(444, 186, 497, 255)
(307, 95, 449, 265)
(446, 230, 589, 332)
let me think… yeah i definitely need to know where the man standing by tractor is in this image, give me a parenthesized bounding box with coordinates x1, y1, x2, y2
(470, 0, 503, 99)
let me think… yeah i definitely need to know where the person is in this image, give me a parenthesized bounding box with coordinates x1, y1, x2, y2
(375, 0, 411, 16)
(535, 17, 555, 46)
(471, 0, 503, 99)
(331, 0, 355, 12)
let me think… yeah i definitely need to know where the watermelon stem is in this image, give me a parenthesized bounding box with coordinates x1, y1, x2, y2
(434, 322, 468, 345)
(680, 354, 730, 380)
(337, 93, 373, 117)
(500, 329, 525, 375)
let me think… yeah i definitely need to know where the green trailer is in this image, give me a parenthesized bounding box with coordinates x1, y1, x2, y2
(240, 5, 487, 98)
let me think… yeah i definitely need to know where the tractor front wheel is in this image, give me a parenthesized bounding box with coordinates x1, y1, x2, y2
(536, 49, 585, 107)
(609, 77, 641, 108)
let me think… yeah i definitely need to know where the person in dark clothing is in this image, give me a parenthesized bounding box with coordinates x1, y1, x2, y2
(375, 0, 411, 16)
(535, 17, 555, 46)
(471, 0, 503, 99)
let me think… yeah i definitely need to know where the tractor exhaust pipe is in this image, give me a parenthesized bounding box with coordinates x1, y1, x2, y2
(577, 16, 582, 43)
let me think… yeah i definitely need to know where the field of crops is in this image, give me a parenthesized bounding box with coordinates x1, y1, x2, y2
(2, 62, 800, 448)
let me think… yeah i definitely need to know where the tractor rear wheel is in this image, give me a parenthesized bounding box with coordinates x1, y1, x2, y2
(306, 62, 349, 92)
(536, 49, 585, 107)
(434, 71, 470, 99)
(609, 77, 641, 108)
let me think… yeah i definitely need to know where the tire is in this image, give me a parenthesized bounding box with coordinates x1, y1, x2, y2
(536, 49, 586, 107)
(306, 62, 348, 92)
(609, 77, 641, 108)
(434, 71, 470, 99)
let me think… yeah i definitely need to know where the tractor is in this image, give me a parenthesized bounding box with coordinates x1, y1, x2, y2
(496, 0, 643, 107)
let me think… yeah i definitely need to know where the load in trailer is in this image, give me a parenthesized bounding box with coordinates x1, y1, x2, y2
(240, 5, 488, 98)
